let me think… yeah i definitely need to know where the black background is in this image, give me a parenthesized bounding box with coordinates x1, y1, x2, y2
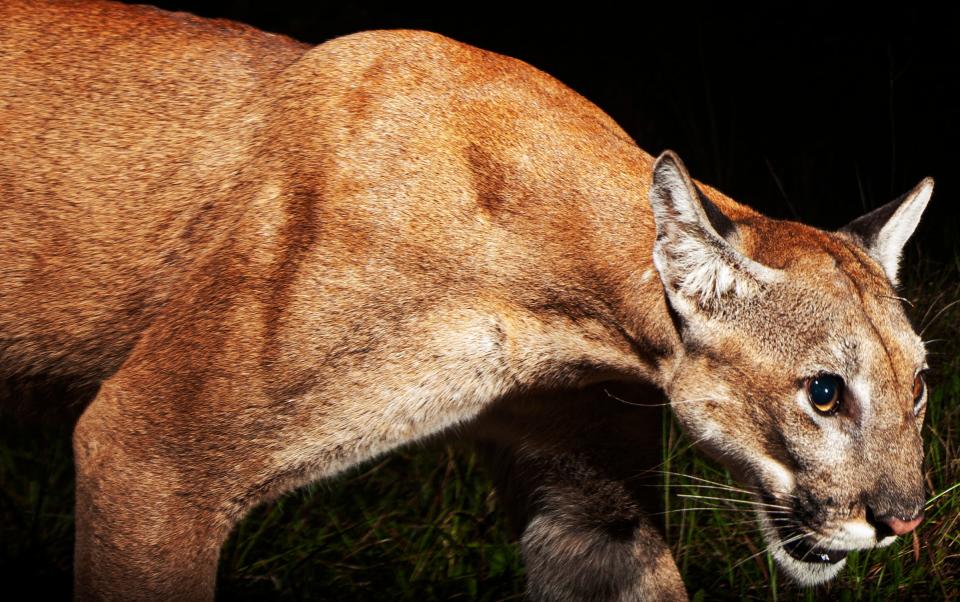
(121, 1, 960, 264)
(5, 4, 957, 597)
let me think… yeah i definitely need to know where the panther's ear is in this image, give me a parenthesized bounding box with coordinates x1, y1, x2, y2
(648, 150, 780, 316)
(841, 178, 933, 286)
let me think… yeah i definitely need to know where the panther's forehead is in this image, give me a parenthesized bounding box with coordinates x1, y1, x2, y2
(728, 217, 925, 366)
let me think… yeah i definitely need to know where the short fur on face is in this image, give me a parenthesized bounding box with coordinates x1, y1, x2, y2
(649, 152, 931, 585)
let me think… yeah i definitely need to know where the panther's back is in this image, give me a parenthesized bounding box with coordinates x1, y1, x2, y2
(0, 0, 309, 380)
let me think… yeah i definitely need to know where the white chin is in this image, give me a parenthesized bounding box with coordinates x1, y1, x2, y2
(769, 541, 847, 586)
(756, 511, 847, 586)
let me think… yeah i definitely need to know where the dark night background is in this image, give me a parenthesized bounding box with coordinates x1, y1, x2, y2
(129, 1, 960, 263)
(4, 2, 959, 600)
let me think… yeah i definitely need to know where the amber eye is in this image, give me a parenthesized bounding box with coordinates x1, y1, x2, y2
(807, 374, 844, 415)
(913, 370, 928, 414)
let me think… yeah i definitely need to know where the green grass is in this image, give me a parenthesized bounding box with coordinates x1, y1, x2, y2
(216, 446, 524, 600)
(2, 265, 958, 600)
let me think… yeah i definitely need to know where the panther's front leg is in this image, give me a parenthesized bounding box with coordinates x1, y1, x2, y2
(518, 477, 687, 602)
(471, 383, 688, 602)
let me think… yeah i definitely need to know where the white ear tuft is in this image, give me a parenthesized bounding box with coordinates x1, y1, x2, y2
(648, 151, 778, 313)
(841, 178, 933, 285)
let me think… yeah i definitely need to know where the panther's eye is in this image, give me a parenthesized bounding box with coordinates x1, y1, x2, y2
(913, 370, 928, 415)
(806, 374, 844, 415)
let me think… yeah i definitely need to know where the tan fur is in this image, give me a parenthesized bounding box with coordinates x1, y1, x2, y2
(0, 1, 931, 600)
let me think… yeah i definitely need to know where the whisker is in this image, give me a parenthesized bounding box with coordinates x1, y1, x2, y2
(676, 494, 791, 511)
(603, 389, 660, 407)
(917, 290, 947, 330)
(651, 470, 761, 497)
(652, 499, 795, 518)
(641, 482, 763, 497)
(725, 531, 809, 576)
(603, 389, 740, 408)
(632, 435, 715, 479)
(920, 298, 960, 336)
(670, 398, 742, 406)
(879, 293, 914, 307)
(715, 515, 789, 524)
(650, 507, 773, 518)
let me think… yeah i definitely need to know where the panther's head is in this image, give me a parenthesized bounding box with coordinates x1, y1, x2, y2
(648, 151, 931, 585)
